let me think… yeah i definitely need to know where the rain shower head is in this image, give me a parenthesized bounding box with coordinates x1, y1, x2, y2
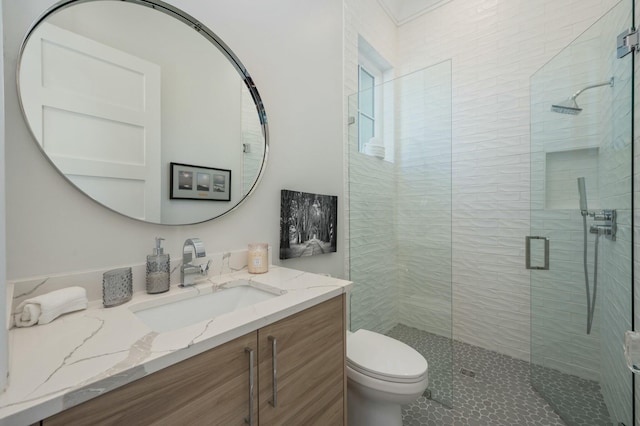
(550, 77, 614, 115)
(551, 98, 582, 115)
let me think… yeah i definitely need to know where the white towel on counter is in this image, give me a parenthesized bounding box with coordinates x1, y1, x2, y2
(14, 287, 88, 327)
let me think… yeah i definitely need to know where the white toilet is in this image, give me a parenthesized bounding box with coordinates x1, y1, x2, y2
(346, 329, 429, 426)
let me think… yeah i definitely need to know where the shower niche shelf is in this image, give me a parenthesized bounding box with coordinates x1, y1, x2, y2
(544, 147, 599, 210)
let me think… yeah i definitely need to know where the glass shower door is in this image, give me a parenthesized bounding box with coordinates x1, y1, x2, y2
(529, 1, 633, 425)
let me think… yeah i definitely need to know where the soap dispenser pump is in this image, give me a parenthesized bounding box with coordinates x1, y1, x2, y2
(146, 237, 170, 294)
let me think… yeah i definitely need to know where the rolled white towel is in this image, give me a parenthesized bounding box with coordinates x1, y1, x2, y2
(14, 287, 88, 327)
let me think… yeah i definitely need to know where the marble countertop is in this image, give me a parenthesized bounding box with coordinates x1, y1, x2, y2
(0, 266, 351, 425)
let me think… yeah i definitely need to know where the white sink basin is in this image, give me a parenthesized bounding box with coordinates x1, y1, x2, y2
(131, 280, 283, 332)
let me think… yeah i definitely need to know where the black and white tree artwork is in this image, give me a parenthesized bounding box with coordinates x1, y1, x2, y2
(280, 190, 337, 259)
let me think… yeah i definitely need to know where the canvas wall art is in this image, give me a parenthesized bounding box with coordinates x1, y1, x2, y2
(280, 189, 337, 259)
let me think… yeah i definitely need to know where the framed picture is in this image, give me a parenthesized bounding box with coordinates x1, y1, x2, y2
(170, 162, 231, 201)
(279, 189, 338, 259)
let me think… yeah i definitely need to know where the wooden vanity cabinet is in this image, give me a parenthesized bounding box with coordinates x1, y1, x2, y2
(42, 295, 345, 426)
(43, 332, 258, 426)
(258, 295, 346, 425)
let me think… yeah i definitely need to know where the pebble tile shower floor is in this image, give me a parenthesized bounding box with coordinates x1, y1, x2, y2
(387, 324, 612, 426)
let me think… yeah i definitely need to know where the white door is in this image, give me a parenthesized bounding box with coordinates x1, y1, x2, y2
(19, 22, 162, 222)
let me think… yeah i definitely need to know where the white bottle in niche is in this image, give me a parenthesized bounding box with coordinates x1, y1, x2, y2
(247, 243, 268, 274)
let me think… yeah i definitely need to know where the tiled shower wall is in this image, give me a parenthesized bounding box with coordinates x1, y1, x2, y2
(347, 0, 621, 358)
(345, 0, 636, 421)
(347, 25, 454, 347)
(596, 3, 633, 423)
(529, 23, 606, 382)
(344, 0, 398, 334)
(394, 0, 620, 361)
(531, 2, 632, 424)
(345, 2, 453, 339)
(528, 4, 634, 424)
(347, 149, 398, 333)
(395, 63, 452, 338)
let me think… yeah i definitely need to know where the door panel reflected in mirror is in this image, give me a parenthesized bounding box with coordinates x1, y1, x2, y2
(18, 0, 268, 225)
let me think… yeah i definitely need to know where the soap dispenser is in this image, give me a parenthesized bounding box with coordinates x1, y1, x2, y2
(146, 237, 170, 294)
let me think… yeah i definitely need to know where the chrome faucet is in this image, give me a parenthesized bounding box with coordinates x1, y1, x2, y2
(180, 238, 210, 287)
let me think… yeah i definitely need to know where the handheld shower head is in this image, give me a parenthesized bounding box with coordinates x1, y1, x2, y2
(577, 177, 588, 215)
(551, 77, 614, 115)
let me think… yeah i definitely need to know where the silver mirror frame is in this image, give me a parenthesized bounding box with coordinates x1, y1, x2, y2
(17, 0, 269, 225)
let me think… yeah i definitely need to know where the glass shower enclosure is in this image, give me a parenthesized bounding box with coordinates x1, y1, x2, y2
(347, 62, 453, 408)
(529, 1, 634, 424)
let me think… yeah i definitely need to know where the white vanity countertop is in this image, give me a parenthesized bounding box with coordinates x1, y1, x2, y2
(0, 266, 351, 425)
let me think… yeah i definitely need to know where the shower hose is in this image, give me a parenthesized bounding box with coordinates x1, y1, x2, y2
(582, 214, 600, 335)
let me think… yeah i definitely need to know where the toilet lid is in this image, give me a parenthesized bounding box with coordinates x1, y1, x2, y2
(347, 329, 428, 383)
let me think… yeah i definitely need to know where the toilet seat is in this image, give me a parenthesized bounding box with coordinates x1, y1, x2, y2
(347, 329, 428, 384)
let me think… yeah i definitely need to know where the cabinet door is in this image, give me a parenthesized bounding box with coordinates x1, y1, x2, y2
(44, 332, 258, 426)
(258, 295, 345, 425)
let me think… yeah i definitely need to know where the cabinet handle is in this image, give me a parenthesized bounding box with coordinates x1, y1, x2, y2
(244, 347, 254, 426)
(268, 335, 277, 407)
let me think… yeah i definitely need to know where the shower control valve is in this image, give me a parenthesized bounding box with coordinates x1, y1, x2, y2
(588, 210, 614, 221)
(590, 224, 612, 236)
(587, 209, 616, 241)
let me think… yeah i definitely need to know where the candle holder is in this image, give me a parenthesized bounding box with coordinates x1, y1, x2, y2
(103, 267, 133, 307)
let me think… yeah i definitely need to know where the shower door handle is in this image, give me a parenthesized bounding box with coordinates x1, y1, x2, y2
(525, 236, 549, 270)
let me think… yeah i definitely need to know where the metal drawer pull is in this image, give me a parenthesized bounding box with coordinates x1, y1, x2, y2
(245, 348, 254, 426)
(269, 335, 278, 407)
(525, 236, 549, 270)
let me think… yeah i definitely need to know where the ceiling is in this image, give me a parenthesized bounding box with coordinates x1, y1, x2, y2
(377, 0, 450, 25)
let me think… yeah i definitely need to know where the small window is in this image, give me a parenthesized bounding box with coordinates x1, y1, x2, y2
(358, 66, 375, 153)
(357, 35, 393, 161)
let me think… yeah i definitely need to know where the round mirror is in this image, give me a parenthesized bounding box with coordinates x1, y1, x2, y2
(17, 0, 268, 225)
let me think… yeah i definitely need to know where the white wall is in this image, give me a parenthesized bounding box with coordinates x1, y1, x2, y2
(3, 0, 344, 281)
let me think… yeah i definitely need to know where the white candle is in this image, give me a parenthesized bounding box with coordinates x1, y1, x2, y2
(247, 243, 268, 274)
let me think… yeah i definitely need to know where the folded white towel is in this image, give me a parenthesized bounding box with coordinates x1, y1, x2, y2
(14, 287, 88, 327)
